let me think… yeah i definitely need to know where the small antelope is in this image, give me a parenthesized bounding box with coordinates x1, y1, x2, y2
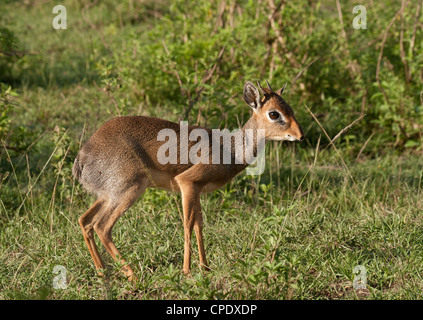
(73, 81, 304, 281)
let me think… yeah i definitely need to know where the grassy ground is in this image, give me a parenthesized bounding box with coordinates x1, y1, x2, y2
(2, 144, 423, 300)
(1, 1, 423, 300)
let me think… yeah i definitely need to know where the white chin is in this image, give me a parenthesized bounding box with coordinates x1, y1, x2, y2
(270, 136, 296, 141)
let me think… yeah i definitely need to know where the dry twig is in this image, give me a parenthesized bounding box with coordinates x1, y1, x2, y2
(304, 105, 361, 194)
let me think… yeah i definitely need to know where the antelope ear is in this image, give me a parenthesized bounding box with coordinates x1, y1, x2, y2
(243, 82, 261, 111)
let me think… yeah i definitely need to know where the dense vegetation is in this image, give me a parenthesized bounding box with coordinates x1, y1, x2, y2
(0, 0, 422, 299)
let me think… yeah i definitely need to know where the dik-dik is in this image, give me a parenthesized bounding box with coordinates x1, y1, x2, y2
(73, 81, 304, 281)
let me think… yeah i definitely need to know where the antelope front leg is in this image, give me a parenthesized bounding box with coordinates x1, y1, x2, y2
(179, 181, 201, 274)
(194, 199, 209, 271)
(183, 216, 195, 274)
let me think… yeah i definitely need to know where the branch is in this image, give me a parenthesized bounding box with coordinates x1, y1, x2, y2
(376, 6, 403, 105)
(265, 0, 300, 68)
(186, 46, 225, 119)
(335, 0, 360, 78)
(161, 41, 225, 121)
(161, 39, 186, 100)
(399, 0, 410, 84)
(0, 50, 26, 57)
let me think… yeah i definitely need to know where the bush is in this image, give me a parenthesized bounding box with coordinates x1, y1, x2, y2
(85, 0, 422, 154)
(0, 13, 22, 84)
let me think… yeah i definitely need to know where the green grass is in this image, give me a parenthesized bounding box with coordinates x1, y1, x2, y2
(1, 0, 423, 300)
(2, 143, 423, 299)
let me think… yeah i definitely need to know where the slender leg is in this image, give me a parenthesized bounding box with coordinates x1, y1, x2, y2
(194, 198, 209, 270)
(179, 181, 202, 274)
(94, 184, 146, 282)
(78, 199, 106, 274)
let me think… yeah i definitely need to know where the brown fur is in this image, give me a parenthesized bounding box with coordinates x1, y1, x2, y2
(73, 81, 304, 280)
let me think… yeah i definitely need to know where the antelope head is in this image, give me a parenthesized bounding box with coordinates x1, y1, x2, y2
(243, 80, 304, 142)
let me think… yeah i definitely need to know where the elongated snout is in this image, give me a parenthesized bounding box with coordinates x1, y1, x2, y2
(287, 119, 304, 141)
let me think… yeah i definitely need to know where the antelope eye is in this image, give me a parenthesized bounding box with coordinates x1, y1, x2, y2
(269, 111, 280, 120)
